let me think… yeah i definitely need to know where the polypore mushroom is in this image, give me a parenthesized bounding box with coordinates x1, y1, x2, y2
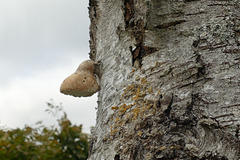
(60, 60, 100, 97)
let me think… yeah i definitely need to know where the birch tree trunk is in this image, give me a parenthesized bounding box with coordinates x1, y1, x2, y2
(88, 0, 240, 159)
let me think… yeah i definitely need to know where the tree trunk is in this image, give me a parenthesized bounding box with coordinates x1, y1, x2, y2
(88, 0, 240, 159)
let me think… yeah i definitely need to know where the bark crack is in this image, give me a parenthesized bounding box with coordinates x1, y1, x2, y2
(163, 93, 174, 117)
(122, 0, 158, 67)
(155, 20, 186, 29)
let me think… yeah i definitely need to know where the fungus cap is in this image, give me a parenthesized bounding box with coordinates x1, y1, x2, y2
(76, 60, 96, 73)
(60, 60, 99, 97)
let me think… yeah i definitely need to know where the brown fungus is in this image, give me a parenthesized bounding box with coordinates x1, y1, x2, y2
(60, 60, 99, 97)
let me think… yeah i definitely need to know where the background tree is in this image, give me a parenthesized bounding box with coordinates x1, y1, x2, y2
(88, 0, 240, 159)
(0, 102, 89, 160)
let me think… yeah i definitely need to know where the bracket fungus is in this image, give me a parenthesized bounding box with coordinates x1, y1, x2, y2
(60, 60, 100, 97)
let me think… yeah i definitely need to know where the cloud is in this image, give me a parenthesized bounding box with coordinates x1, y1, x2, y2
(0, 57, 97, 133)
(0, 0, 90, 85)
(0, 0, 96, 133)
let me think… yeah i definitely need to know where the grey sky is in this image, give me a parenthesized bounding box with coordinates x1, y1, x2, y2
(0, 0, 97, 133)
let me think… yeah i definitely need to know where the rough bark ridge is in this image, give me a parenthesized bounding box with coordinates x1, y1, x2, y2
(88, 0, 240, 159)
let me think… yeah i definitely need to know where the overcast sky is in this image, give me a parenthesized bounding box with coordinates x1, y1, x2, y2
(0, 0, 97, 133)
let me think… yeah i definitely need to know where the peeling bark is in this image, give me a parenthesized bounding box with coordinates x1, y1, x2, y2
(88, 0, 240, 159)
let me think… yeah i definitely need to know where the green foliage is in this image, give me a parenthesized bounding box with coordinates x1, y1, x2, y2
(0, 101, 89, 160)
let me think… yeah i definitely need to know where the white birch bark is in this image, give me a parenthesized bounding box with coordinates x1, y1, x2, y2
(88, 0, 240, 159)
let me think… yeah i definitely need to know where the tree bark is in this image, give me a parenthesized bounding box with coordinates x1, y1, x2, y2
(88, 0, 240, 159)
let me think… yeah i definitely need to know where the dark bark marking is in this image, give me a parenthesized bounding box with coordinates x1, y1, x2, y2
(155, 94, 163, 108)
(123, 0, 134, 26)
(130, 145, 138, 160)
(200, 155, 228, 160)
(195, 53, 206, 79)
(89, 0, 99, 60)
(89, 0, 97, 6)
(163, 93, 174, 117)
(130, 45, 158, 67)
(155, 20, 186, 29)
(223, 48, 240, 53)
(236, 125, 240, 139)
(122, 1, 158, 67)
(221, 103, 240, 109)
(236, 31, 240, 45)
(114, 154, 120, 160)
(184, 0, 200, 2)
(214, 113, 235, 119)
(192, 38, 200, 47)
(138, 118, 153, 130)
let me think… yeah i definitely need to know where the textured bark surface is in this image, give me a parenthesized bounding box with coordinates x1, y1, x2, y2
(88, 0, 240, 159)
